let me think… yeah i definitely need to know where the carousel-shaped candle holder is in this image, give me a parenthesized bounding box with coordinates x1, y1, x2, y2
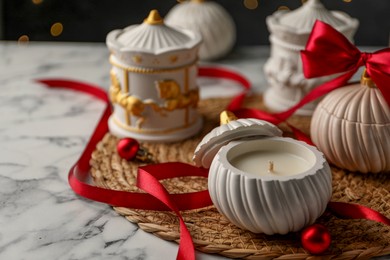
(193, 111, 332, 235)
(106, 10, 203, 142)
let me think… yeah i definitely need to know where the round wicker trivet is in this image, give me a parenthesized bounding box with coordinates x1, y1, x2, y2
(91, 95, 390, 259)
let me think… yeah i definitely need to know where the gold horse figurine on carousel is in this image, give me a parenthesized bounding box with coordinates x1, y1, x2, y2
(109, 71, 199, 129)
(109, 71, 163, 128)
(155, 79, 199, 111)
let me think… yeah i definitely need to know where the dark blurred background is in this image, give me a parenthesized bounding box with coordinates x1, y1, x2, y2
(1, 0, 389, 46)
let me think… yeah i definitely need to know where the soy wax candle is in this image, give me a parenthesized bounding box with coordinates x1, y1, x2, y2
(193, 111, 332, 235)
(230, 147, 312, 176)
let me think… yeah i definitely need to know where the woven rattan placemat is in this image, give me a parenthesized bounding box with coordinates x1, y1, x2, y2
(90, 95, 390, 259)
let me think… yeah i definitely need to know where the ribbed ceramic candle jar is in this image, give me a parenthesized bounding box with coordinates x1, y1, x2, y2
(310, 71, 390, 173)
(193, 111, 332, 234)
(106, 10, 203, 142)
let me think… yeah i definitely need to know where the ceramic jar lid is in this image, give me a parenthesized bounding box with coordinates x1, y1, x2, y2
(106, 10, 202, 68)
(267, 0, 358, 46)
(165, 0, 236, 60)
(193, 111, 283, 168)
(280, 0, 344, 32)
(317, 71, 390, 124)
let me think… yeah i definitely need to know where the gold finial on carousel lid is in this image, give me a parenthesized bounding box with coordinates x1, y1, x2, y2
(220, 110, 238, 125)
(144, 9, 164, 25)
(361, 68, 376, 88)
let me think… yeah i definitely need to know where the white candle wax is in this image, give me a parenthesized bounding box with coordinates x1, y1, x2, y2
(230, 151, 311, 176)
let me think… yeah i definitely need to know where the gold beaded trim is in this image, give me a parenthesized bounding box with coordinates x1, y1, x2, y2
(109, 55, 198, 74)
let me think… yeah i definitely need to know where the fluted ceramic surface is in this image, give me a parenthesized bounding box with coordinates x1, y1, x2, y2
(208, 138, 332, 235)
(106, 10, 201, 59)
(166, 1, 236, 60)
(116, 23, 192, 51)
(311, 83, 390, 173)
(193, 118, 282, 168)
(107, 23, 201, 55)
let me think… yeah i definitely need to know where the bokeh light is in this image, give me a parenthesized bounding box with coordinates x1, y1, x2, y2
(343, 0, 352, 2)
(277, 6, 290, 11)
(50, 22, 63, 37)
(243, 0, 258, 10)
(18, 35, 30, 44)
(32, 0, 43, 4)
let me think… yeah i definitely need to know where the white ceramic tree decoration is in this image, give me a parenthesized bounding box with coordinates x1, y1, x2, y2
(193, 111, 332, 235)
(310, 70, 390, 173)
(165, 0, 236, 60)
(264, 0, 358, 115)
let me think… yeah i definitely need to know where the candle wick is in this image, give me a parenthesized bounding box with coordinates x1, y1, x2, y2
(268, 160, 274, 173)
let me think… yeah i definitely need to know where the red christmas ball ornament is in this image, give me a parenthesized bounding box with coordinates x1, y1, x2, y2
(301, 224, 331, 254)
(117, 138, 140, 161)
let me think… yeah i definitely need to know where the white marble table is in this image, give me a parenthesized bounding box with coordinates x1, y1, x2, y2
(0, 42, 268, 260)
(0, 42, 387, 260)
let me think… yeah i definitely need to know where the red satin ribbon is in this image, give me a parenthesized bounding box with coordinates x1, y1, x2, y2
(37, 65, 390, 260)
(137, 166, 196, 260)
(328, 202, 390, 226)
(37, 79, 212, 211)
(198, 66, 251, 111)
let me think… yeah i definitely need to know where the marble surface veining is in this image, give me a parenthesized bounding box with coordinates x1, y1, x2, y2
(0, 42, 268, 260)
(0, 42, 388, 260)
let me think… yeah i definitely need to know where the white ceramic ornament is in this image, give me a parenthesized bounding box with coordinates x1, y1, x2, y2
(193, 111, 332, 235)
(311, 71, 390, 173)
(106, 10, 203, 142)
(264, 0, 358, 115)
(165, 0, 236, 60)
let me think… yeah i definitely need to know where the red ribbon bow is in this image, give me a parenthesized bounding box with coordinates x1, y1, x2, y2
(276, 21, 390, 121)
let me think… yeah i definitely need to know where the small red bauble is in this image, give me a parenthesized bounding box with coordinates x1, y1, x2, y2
(117, 138, 140, 161)
(301, 224, 331, 254)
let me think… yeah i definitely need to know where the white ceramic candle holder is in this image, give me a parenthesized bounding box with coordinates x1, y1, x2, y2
(106, 10, 203, 142)
(193, 112, 332, 235)
(310, 71, 390, 173)
(165, 0, 236, 61)
(263, 0, 358, 115)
